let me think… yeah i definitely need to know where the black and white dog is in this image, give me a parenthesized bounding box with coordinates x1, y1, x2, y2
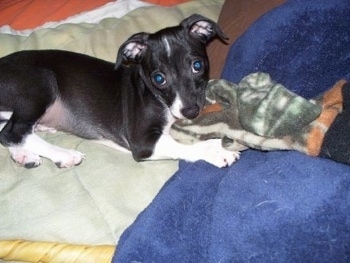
(0, 14, 240, 169)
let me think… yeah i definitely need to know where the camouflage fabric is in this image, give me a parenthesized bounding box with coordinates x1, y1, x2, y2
(171, 72, 345, 157)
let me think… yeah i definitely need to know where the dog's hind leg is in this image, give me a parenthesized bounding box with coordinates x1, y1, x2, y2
(0, 68, 84, 168)
(0, 113, 43, 168)
(1, 111, 84, 168)
(8, 132, 85, 168)
(8, 144, 42, 168)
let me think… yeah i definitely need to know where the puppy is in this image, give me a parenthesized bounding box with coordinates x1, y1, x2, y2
(0, 14, 240, 169)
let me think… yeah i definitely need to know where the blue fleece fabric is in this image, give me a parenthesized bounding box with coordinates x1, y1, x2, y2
(113, 0, 350, 262)
(222, 0, 350, 99)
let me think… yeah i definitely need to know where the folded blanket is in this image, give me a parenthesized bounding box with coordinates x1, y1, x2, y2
(113, 0, 350, 262)
(222, 0, 350, 99)
(171, 73, 350, 165)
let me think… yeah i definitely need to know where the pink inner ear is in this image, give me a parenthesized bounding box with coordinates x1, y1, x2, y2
(190, 21, 213, 37)
(123, 42, 146, 60)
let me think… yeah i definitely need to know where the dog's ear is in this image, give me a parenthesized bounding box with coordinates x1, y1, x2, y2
(181, 14, 228, 44)
(115, 33, 149, 69)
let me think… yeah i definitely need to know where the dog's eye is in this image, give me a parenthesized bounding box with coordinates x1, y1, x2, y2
(152, 73, 166, 86)
(192, 60, 203, 73)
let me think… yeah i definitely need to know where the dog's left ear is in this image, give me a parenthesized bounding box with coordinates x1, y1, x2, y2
(181, 14, 228, 44)
(115, 32, 149, 69)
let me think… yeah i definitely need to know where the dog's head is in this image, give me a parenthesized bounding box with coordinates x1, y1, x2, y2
(115, 14, 228, 120)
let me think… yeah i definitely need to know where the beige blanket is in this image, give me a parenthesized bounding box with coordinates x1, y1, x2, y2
(0, 0, 224, 252)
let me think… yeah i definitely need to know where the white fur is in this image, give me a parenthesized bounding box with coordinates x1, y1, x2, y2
(0, 123, 6, 132)
(162, 36, 171, 57)
(0, 111, 13, 120)
(8, 132, 85, 168)
(169, 94, 184, 119)
(148, 135, 240, 168)
(148, 110, 240, 168)
(0, 111, 12, 132)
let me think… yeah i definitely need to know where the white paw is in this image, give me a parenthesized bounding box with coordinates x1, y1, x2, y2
(8, 132, 86, 169)
(51, 148, 86, 168)
(9, 147, 43, 168)
(198, 139, 240, 168)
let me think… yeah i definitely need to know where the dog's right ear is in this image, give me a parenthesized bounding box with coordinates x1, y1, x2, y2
(181, 14, 228, 44)
(115, 33, 149, 69)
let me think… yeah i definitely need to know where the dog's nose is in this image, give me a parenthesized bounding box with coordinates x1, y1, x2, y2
(181, 106, 200, 119)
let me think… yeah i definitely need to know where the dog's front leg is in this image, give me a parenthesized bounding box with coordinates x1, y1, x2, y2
(148, 135, 240, 168)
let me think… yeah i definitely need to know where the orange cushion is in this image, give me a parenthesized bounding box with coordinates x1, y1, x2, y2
(0, 0, 113, 30)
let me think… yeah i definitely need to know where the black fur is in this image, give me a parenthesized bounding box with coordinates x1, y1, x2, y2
(0, 14, 227, 163)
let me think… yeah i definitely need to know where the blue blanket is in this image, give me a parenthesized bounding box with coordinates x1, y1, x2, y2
(113, 1, 350, 262)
